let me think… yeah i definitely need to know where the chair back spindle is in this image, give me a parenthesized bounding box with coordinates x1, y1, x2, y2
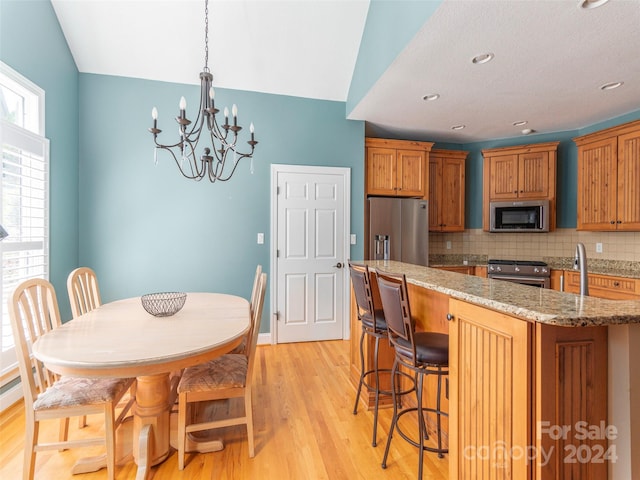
(67, 267, 102, 318)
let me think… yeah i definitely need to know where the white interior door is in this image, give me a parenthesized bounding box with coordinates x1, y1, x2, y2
(271, 165, 350, 343)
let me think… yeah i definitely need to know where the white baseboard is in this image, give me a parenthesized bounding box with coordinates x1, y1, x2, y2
(0, 383, 23, 413)
(257, 332, 272, 345)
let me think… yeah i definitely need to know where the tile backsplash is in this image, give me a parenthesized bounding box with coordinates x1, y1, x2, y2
(430, 229, 640, 263)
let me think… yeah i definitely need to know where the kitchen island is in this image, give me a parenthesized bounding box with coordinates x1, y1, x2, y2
(350, 260, 640, 480)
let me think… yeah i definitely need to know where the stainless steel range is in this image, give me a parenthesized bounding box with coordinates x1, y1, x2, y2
(487, 259, 550, 288)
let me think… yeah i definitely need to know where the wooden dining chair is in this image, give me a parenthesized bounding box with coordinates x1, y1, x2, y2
(177, 272, 267, 469)
(9, 278, 135, 480)
(231, 264, 262, 355)
(67, 266, 102, 428)
(67, 266, 102, 318)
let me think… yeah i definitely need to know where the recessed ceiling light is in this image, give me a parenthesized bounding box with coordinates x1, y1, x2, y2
(580, 0, 611, 9)
(600, 81, 623, 91)
(513, 121, 528, 127)
(423, 94, 440, 101)
(472, 53, 494, 65)
(451, 125, 465, 131)
(521, 128, 535, 135)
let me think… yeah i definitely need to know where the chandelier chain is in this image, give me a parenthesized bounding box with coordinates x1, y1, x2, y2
(204, 0, 209, 72)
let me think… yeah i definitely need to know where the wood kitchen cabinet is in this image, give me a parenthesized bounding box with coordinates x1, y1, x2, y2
(365, 138, 434, 197)
(573, 119, 640, 231)
(435, 265, 474, 275)
(448, 299, 532, 479)
(429, 149, 467, 232)
(482, 142, 559, 231)
(563, 270, 640, 300)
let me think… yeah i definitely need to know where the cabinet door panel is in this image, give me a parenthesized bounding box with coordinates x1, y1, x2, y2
(440, 157, 465, 230)
(489, 154, 518, 199)
(366, 147, 396, 195)
(535, 324, 608, 480)
(577, 137, 618, 230)
(519, 151, 550, 198)
(396, 149, 425, 197)
(428, 158, 442, 229)
(449, 299, 531, 480)
(617, 131, 640, 230)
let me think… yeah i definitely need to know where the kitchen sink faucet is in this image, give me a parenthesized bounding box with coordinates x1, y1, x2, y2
(574, 243, 589, 296)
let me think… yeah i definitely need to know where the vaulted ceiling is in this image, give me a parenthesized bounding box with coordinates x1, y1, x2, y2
(51, 0, 640, 143)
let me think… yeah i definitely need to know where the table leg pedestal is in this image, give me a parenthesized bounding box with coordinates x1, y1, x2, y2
(133, 374, 172, 467)
(71, 374, 226, 477)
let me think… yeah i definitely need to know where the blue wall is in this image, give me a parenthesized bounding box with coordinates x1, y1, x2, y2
(0, 0, 79, 320)
(78, 74, 364, 331)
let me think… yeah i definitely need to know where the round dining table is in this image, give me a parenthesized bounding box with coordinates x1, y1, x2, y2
(32, 292, 250, 480)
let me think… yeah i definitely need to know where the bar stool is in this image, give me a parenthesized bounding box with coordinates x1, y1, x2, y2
(375, 270, 449, 480)
(348, 261, 391, 447)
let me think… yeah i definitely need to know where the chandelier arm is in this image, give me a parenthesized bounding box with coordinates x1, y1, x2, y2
(211, 151, 252, 182)
(156, 146, 202, 180)
(182, 138, 202, 178)
(208, 125, 255, 160)
(208, 116, 233, 146)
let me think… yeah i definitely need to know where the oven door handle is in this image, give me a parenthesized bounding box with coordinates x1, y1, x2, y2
(488, 274, 550, 287)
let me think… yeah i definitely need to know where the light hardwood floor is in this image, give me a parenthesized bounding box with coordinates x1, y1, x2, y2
(0, 340, 449, 479)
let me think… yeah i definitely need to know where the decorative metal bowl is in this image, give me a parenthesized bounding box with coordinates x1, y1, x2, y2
(141, 292, 187, 317)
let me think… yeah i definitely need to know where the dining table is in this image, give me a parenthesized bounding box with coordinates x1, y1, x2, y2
(32, 292, 250, 480)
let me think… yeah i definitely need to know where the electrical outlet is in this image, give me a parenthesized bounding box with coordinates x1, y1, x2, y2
(257, 233, 264, 244)
(446, 241, 452, 250)
(596, 242, 603, 253)
(350, 234, 356, 245)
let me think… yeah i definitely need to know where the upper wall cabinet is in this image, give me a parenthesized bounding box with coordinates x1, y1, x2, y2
(365, 138, 434, 197)
(482, 142, 559, 231)
(429, 149, 468, 232)
(573, 119, 640, 231)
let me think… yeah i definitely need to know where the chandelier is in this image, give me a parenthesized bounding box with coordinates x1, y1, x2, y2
(148, 0, 258, 182)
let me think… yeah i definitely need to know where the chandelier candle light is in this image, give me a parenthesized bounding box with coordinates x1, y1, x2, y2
(149, 0, 258, 182)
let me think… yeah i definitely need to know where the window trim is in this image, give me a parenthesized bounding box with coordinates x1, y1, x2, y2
(1, 62, 45, 136)
(0, 62, 49, 411)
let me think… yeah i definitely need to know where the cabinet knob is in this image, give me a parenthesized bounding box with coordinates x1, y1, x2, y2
(446, 313, 454, 322)
(613, 281, 620, 287)
(617, 220, 622, 224)
(610, 220, 616, 224)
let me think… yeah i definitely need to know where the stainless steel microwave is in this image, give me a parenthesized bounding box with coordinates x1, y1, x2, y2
(489, 200, 549, 232)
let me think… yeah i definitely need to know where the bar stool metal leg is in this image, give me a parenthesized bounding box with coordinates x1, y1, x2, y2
(353, 327, 389, 447)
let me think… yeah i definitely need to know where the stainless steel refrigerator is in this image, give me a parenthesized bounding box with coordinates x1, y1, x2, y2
(368, 197, 429, 266)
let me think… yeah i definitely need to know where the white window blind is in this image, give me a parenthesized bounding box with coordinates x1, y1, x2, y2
(0, 63, 49, 399)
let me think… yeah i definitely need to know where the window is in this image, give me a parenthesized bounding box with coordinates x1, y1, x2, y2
(0, 62, 49, 398)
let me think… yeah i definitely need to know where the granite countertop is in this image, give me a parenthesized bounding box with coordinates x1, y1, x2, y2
(362, 260, 640, 327)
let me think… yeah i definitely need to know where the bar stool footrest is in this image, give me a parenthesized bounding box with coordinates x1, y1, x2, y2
(394, 407, 449, 455)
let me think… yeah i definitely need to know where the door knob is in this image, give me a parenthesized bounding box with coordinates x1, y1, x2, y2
(334, 262, 343, 269)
